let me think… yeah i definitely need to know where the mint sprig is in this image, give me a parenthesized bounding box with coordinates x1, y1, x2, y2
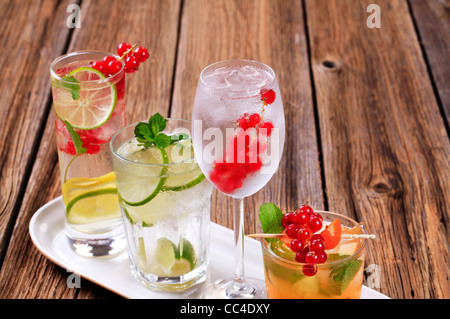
(134, 113, 189, 149)
(258, 202, 284, 244)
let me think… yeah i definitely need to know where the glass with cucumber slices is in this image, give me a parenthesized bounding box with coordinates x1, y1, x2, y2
(110, 115, 213, 291)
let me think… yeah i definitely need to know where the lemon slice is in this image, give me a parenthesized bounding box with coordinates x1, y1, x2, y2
(53, 67, 117, 130)
(116, 146, 169, 206)
(62, 172, 120, 224)
(162, 140, 205, 191)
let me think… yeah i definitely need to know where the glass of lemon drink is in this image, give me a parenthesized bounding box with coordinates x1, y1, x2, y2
(50, 51, 127, 257)
(110, 116, 213, 291)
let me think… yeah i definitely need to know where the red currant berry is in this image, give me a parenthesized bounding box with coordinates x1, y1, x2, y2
(299, 204, 313, 215)
(103, 55, 116, 64)
(290, 239, 304, 253)
(302, 264, 317, 276)
(310, 212, 323, 222)
(309, 233, 324, 242)
(92, 60, 107, 74)
(293, 211, 308, 226)
(305, 251, 319, 264)
(134, 46, 149, 63)
(125, 56, 140, 73)
(117, 42, 132, 58)
(309, 216, 323, 232)
(317, 251, 327, 263)
(309, 239, 325, 252)
(297, 227, 311, 241)
(107, 60, 123, 75)
(286, 223, 300, 239)
(282, 212, 294, 228)
(260, 89, 276, 105)
(295, 246, 309, 263)
(294, 206, 312, 225)
(259, 121, 274, 136)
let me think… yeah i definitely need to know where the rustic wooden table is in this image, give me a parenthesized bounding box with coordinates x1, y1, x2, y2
(0, 0, 448, 299)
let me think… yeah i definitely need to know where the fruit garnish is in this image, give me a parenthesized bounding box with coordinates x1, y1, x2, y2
(320, 218, 342, 250)
(260, 88, 276, 106)
(133, 112, 189, 149)
(151, 237, 195, 277)
(257, 203, 329, 276)
(90, 42, 149, 76)
(208, 113, 273, 194)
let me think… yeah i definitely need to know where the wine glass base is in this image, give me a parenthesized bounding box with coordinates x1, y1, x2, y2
(200, 277, 267, 299)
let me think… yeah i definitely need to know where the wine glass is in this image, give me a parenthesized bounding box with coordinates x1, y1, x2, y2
(192, 59, 285, 298)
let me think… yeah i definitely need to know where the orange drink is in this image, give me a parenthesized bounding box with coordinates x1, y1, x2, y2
(259, 209, 367, 299)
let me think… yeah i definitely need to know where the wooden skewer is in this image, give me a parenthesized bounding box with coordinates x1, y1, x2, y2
(246, 233, 376, 239)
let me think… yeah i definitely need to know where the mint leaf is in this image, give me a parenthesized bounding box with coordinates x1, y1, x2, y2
(61, 76, 80, 100)
(329, 257, 363, 295)
(134, 122, 152, 139)
(149, 113, 167, 136)
(134, 113, 188, 149)
(64, 121, 86, 154)
(155, 133, 171, 148)
(339, 259, 363, 294)
(259, 203, 284, 243)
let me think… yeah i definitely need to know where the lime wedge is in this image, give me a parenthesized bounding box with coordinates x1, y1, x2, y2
(162, 140, 205, 191)
(116, 147, 169, 206)
(53, 67, 117, 130)
(154, 238, 179, 269)
(151, 237, 195, 277)
(179, 237, 196, 269)
(169, 259, 192, 276)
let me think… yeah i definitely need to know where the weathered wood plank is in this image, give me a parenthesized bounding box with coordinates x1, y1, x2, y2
(0, 0, 75, 264)
(306, 0, 450, 298)
(0, 0, 181, 298)
(170, 0, 324, 235)
(409, 0, 450, 127)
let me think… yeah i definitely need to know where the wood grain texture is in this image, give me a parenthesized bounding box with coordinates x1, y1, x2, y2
(409, 0, 450, 126)
(306, 0, 450, 298)
(0, 0, 75, 264)
(171, 0, 324, 235)
(0, 0, 181, 298)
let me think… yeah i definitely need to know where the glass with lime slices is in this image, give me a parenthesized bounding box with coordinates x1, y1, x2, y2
(50, 51, 127, 257)
(110, 117, 213, 291)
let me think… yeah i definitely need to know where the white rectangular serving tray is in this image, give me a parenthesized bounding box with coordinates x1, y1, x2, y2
(29, 197, 389, 299)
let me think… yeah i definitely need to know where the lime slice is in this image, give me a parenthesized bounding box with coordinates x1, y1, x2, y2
(53, 67, 117, 130)
(116, 147, 169, 206)
(162, 140, 205, 191)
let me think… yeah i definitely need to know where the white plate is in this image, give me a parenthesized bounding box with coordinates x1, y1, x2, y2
(29, 197, 389, 299)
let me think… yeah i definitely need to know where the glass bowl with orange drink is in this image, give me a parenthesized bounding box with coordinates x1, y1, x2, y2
(258, 204, 369, 299)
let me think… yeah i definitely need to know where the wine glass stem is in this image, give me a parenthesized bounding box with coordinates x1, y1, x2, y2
(231, 197, 253, 295)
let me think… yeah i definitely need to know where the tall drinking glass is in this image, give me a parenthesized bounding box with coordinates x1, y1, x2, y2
(110, 119, 212, 291)
(50, 51, 127, 257)
(192, 60, 285, 298)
